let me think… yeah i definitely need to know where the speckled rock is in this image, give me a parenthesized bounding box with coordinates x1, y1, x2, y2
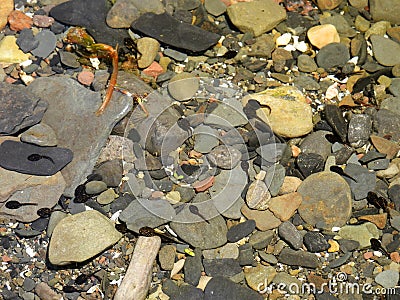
(297, 171, 352, 229)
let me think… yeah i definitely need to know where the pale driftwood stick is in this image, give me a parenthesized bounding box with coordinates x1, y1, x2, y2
(114, 236, 161, 300)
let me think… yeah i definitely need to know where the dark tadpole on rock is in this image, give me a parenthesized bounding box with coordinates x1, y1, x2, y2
(370, 238, 390, 257)
(189, 204, 210, 224)
(5, 200, 38, 209)
(27, 153, 55, 164)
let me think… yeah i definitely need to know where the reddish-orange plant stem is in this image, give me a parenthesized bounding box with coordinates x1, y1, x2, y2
(95, 45, 118, 115)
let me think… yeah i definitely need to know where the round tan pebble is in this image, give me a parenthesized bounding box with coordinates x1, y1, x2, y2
(77, 70, 94, 86)
(307, 24, 340, 49)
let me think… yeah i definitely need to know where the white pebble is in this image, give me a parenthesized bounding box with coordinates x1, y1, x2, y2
(276, 33, 292, 46)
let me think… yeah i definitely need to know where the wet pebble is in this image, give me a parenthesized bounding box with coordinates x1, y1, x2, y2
(31, 30, 57, 58)
(203, 258, 242, 278)
(131, 12, 220, 52)
(204, 276, 263, 300)
(0, 140, 73, 176)
(303, 231, 330, 252)
(184, 249, 203, 286)
(278, 248, 321, 268)
(227, 220, 256, 242)
(16, 28, 39, 53)
(316, 43, 350, 69)
(208, 145, 242, 170)
(278, 221, 303, 250)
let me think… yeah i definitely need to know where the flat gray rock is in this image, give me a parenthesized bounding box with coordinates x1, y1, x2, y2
(27, 77, 132, 197)
(278, 248, 321, 268)
(316, 43, 350, 69)
(370, 35, 400, 66)
(170, 202, 227, 249)
(0, 82, 47, 135)
(209, 165, 248, 218)
(119, 198, 176, 232)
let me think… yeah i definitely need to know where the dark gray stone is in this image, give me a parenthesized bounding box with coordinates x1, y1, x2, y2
(59, 51, 81, 68)
(184, 249, 202, 286)
(278, 221, 303, 250)
(50, 0, 128, 46)
(324, 105, 347, 143)
(328, 252, 352, 268)
(344, 163, 376, 200)
(0, 140, 73, 176)
(16, 28, 39, 53)
(256, 143, 287, 163)
(170, 200, 227, 249)
(296, 152, 325, 178)
(31, 30, 57, 58)
(93, 159, 123, 187)
(131, 12, 220, 52)
(23, 277, 36, 292)
(278, 248, 321, 268)
(303, 231, 330, 252)
(248, 230, 274, 250)
(300, 130, 332, 160)
(367, 158, 390, 170)
(337, 239, 360, 253)
(227, 220, 256, 242)
(204, 276, 263, 300)
(293, 75, 320, 91)
(316, 43, 350, 69)
(388, 185, 400, 211)
(358, 150, 386, 164)
(238, 243, 255, 266)
(348, 114, 372, 148)
(374, 109, 400, 142)
(203, 258, 242, 277)
(0, 82, 47, 135)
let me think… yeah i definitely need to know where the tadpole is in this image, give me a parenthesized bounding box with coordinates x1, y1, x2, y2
(5, 200, 38, 209)
(189, 205, 210, 224)
(27, 153, 55, 164)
